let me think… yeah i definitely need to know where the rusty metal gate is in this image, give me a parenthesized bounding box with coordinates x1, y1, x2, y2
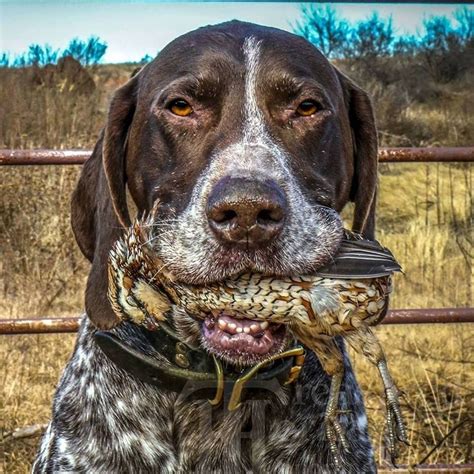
(1, 146, 473, 333)
(1, 147, 473, 471)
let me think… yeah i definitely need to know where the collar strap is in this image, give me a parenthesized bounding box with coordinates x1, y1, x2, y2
(94, 324, 305, 410)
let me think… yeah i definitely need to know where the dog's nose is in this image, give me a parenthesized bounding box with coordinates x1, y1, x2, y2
(207, 176, 287, 247)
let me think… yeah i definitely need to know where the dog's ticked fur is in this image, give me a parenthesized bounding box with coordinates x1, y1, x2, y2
(35, 21, 378, 473)
(35, 318, 375, 473)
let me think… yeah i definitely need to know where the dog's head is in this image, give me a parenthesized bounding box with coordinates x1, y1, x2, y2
(72, 21, 377, 365)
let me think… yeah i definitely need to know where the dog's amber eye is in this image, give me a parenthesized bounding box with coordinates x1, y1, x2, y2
(169, 99, 193, 117)
(296, 100, 318, 117)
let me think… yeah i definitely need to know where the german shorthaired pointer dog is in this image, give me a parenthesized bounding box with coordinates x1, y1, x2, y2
(34, 21, 379, 473)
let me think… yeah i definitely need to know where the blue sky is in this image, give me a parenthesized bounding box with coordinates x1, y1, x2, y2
(0, 2, 469, 63)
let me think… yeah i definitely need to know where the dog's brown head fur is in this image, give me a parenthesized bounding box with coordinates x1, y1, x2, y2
(71, 21, 377, 340)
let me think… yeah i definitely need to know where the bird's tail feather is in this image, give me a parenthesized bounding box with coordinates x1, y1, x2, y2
(315, 231, 402, 278)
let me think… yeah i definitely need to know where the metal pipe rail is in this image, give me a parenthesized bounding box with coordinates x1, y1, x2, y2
(1, 308, 473, 335)
(1, 147, 474, 165)
(0, 149, 90, 165)
(0, 146, 472, 335)
(378, 465, 474, 473)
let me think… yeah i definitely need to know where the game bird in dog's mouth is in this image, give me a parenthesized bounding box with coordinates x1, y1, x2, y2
(107, 204, 408, 467)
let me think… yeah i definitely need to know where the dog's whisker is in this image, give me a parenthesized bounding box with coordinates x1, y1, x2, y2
(140, 230, 177, 247)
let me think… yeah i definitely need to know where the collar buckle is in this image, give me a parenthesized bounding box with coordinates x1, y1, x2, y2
(209, 346, 306, 411)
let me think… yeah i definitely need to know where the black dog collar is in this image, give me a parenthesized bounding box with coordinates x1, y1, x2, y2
(95, 322, 305, 410)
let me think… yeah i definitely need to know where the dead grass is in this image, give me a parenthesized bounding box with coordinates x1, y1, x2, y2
(0, 63, 472, 472)
(352, 325, 473, 468)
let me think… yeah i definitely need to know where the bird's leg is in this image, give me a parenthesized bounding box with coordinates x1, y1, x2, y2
(325, 372, 347, 460)
(308, 337, 348, 470)
(378, 357, 409, 462)
(346, 328, 408, 464)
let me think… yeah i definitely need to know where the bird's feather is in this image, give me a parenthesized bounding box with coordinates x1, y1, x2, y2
(315, 230, 402, 279)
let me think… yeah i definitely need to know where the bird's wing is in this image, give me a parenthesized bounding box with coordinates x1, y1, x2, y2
(315, 230, 402, 279)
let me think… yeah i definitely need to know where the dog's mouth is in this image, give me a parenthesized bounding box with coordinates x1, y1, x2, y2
(200, 312, 288, 367)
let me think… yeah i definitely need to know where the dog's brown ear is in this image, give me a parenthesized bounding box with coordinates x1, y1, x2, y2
(337, 70, 378, 239)
(103, 78, 137, 228)
(71, 75, 139, 328)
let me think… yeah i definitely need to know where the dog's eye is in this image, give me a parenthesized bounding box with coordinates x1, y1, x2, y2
(169, 99, 193, 117)
(296, 100, 318, 117)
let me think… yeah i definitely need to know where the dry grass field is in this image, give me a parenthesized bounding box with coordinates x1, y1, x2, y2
(0, 62, 472, 473)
